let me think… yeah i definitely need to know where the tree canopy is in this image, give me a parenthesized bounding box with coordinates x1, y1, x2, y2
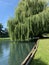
(7, 0, 49, 41)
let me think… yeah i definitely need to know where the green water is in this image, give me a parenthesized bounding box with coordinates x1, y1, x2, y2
(0, 40, 35, 65)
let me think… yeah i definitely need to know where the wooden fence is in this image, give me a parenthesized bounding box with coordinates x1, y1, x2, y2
(21, 41, 38, 65)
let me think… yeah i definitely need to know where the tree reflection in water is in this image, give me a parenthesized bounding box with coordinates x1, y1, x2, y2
(9, 42, 35, 65)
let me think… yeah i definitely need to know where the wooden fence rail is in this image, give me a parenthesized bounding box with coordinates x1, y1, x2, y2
(21, 41, 38, 65)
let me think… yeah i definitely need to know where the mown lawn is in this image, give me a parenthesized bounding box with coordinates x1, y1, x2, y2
(30, 39, 49, 65)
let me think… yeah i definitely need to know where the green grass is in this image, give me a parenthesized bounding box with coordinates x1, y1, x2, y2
(0, 38, 10, 41)
(30, 39, 49, 65)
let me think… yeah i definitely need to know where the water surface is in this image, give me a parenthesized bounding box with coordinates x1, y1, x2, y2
(0, 40, 35, 65)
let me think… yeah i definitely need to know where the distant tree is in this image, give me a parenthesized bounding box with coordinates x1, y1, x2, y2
(4, 28, 9, 37)
(0, 23, 3, 37)
(0, 23, 9, 37)
(0, 23, 3, 32)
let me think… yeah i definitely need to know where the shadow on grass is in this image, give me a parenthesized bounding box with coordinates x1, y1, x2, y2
(29, 58, 47, 65)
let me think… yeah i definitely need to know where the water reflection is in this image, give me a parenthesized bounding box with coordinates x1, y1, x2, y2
(0, 43, 3, 57)
(0, 41, 10, 65)
(9, 42, 34, 65)
(0, 41, 35, 65)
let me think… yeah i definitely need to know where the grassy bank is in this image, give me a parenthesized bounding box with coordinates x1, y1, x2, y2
(0, 38, 10, 41)
(30, 39, 49, 65)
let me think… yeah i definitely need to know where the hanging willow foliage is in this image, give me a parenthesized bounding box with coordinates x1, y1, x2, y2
(7, 0, 49, 41)
(27, 8, 49, 37)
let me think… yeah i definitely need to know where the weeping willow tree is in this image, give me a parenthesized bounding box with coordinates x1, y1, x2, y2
(7, 0, 49, 41)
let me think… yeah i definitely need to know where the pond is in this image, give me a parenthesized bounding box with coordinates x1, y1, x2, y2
(0, 40, 35, 65)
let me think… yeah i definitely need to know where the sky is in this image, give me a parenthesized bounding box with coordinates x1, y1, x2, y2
(0, 0, 19, 28)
